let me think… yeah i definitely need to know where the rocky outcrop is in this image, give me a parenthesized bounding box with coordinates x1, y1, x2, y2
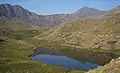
(87, 57, 120, 73)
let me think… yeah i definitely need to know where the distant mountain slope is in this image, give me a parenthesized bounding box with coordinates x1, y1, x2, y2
(0, 4, 120, 27)
(73, 6, 106, 18)
(0, 16, 82, 73)
(108, 5, 120, 13)
(0, 16, 44, 40)
(0, 4, 76, 27)
(35, 18, 102, 42)
(35, 13, 120, 53)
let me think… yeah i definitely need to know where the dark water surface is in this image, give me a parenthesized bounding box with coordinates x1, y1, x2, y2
(32, 54, 99, 70)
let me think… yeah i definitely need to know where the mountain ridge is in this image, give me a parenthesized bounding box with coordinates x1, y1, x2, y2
(0, 4, 76, 27)
(0, 3, 120, 27)
(73, 6, 106, 18)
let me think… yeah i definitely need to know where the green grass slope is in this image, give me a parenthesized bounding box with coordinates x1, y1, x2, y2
(0, 17, 83, 73)
(35, 13, 120, 54)
(1, 12, 120, 73)
(0, 17, 45, 40)
(31, 13, 120, 73)
(0, 36, 79, 73)
(34, 18, 102, 45)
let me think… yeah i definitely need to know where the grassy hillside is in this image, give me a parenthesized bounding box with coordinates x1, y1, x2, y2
(35, 13, 120, 54)
(30, 13, 120, 73)
(34, 18, 102, 46)
(0, 13, 120, 73)
(0, 38, 77, 73)
(0, 17, 84, 73)
(0, 17, 45, 40)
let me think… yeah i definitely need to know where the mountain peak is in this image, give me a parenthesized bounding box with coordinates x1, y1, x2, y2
(80, 6, 101, 12)
(114, 5, 120, 9)
(81, 6, 90, 9)
(0, 3, 13, 9)
(13, 5, 22, 8)
(13, 4, 26, 12)
(73, 6, 105, 18)
(0, 3, 15, 18)
(109, 5, 120, 13)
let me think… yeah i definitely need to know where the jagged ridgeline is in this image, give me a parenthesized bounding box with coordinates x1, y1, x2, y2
(0, 4, 120, 28)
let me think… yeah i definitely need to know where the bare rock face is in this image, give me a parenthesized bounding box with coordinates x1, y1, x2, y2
(0, 4, 106, 27)
(0, 4, 15, 18)
(0, 4, 120, 27)
(0, 4, 76, 27)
